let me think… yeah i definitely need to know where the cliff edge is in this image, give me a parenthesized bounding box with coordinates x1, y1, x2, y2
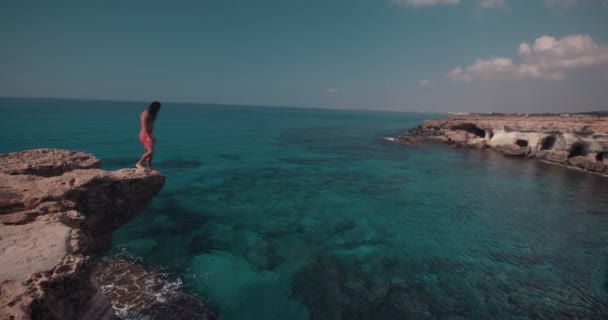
(399, 115, 608, 175)
(0, 149, 165, 320)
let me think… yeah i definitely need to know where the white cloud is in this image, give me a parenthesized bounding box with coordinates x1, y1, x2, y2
(479, 0, 506, 8)
(448, 34, 608, 82)
(419, 80, 431, 86)
(390, 0, 460, 7)
(543, 0, 608, 9)
(543, 0, 578, 8)
(327, 87, 349, 94)
(448, 67, 472, 82)
(518, 42, 532, 55)
(392, 0, 607, 10)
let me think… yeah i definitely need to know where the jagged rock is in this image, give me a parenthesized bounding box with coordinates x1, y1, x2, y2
(543, 152, 568, 164)
(498, 145, 530, 157)
(467, 137, 487, 149)
(395, 136, 420, 145)
(568, 156, 607, 172)
(398, 115, 608, 176)
(94, 258, 217, 320)
(444, 130, 471, 146)
(0, 149, 101, 177)
(0, 149, 165, 320)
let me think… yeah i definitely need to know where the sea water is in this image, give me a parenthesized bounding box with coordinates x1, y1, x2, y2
(2, 97, 608, 319)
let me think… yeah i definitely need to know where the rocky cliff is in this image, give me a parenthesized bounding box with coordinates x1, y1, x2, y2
(399, 115, 608, 175)
(0, 149, 165, 320)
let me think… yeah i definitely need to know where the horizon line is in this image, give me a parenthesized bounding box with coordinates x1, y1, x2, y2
(0, 95, 447, 114)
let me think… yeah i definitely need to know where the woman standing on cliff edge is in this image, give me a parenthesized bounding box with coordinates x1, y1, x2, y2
(136, 101, 161, 171)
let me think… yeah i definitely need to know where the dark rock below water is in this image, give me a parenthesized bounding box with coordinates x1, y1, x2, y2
(155, 159, 202, 170)
(95, 258, 217, 320)
(101, 157, 202, 170)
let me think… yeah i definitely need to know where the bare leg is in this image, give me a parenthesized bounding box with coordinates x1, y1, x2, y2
(146, 150, 154, 171)
(136, 147, 153, 170)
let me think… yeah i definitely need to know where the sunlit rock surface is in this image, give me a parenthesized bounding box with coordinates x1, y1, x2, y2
(399, 115, 608, 175)
(0, 149, 165, 320)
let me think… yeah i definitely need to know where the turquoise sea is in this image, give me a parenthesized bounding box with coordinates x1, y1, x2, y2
(2, 97, 608, 319)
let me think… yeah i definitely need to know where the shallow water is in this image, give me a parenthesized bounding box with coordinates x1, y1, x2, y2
(2, 98, 608, 319)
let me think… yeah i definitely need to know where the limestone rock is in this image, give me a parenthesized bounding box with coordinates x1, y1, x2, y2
(398, 115, 608, 176)
(568, 156, 607, 172)
(498, 145, 530, 157)
(0, 149, 165, 320)
(0, 149, 101, 177)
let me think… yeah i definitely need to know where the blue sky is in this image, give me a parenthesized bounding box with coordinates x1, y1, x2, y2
(1, 0, 607, 112)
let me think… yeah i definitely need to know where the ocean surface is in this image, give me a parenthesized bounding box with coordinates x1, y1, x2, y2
(2, 97, 608, 319)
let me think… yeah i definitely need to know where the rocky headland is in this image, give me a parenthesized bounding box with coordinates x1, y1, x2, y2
(0, 149, 165, 320)
(398, 115, 608, 175)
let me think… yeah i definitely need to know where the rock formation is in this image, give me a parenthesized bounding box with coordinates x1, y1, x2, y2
(398, 115, 608, 175)
(0, 149, 165, 320)
(94, 257, 217, 320)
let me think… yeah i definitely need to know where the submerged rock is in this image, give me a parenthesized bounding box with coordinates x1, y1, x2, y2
(94, 257, 217, 320)
(189, 252, 310, 320)
(398, 115, 608, 176)
(0, 149, 165, 320)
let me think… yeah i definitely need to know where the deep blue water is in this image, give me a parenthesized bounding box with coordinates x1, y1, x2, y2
(2, 97, 608, 319)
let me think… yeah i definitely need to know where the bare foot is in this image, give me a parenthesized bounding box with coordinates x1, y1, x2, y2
(135, 163, 145, 171)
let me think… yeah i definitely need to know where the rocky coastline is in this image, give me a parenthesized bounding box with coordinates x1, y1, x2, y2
(398, 115, 608, 176)
(0, 149, 165, 320)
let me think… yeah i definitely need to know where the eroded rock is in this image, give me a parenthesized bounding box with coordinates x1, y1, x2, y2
(0, 149, 101, 177)
(0, 149, 165, 320)
(398, 116, 608, 176)
(94, 258, 217, 320)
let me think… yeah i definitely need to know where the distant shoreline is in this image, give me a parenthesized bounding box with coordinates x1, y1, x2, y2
(0, 96, 435, 114)
(3, 96, 605, 116)
(447, 111, 608, 117)
(397, 114, 608, 177)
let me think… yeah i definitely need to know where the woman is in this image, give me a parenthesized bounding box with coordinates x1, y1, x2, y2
(136, 101, 161, 171)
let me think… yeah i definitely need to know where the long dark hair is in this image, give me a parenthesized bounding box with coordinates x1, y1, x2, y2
(148, 101, 161, 121)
